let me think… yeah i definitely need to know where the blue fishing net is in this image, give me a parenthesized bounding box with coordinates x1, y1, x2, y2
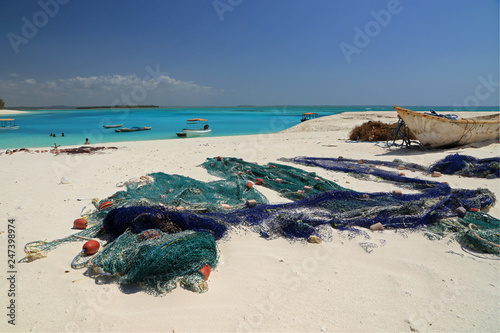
(428, 154, 500, 178)
(103, 205, 228, 241)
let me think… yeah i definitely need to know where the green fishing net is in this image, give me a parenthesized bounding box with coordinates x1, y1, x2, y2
(92, 230, 218, 295)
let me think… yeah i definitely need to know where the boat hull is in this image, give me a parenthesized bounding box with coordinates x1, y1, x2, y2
(394, 106, 500, 148)
(179, 129, 211, 137)
(115, 127, 151, 132)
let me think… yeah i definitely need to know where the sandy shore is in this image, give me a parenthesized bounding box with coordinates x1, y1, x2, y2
(0, 111, 498, 332)
(0, 109, 30, 115)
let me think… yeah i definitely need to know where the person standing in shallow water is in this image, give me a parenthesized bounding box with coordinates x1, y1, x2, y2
(84, 138, 90, 145)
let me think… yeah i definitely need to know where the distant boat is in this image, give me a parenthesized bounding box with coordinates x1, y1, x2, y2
(301, 113, 318, 122)
(115, 126, 151, 133)
(0, 118, 19, 131)
(103, 124, 123, 128)
(394, 106, 500, 148)
(176, 119, 211, 138)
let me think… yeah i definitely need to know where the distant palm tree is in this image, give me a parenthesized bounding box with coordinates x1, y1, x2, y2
(0, 99, 4, 109)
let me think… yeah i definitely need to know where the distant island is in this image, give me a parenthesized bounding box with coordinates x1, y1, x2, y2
(76, 105, 159, 109)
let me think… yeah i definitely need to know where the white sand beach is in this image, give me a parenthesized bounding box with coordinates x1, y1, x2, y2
(0, 109, 30, 115)
(0, 112, 499, 332)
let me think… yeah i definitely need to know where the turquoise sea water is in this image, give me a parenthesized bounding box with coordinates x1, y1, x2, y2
(0, 105, 498, 150)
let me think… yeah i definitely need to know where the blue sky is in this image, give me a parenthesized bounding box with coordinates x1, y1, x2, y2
(0, 0, 498, 107)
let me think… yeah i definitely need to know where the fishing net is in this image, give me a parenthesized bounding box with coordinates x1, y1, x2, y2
(201, 156, 348, 200)
(425, 211, 500, 254)
(428, 154, 500, 178)
(91, 230, 218, 295)
(24, 222, 103, 262)
(285, 155, 498, 251)
(459, 212, 500, 254)
(286, 156, 436, 190)
(94, 172, 268, 215)
(23, 153, 499, 297)
(102, 205, 228, 241)
(97, 182, 495, 243)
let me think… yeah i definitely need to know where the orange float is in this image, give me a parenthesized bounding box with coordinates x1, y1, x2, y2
(469, 208, 480, 212)
(255, 178, 263, 185)
(139, 230, 161, 241)
(82, 240, 100, 255)
(199, 264, 211, 281)
(73, 218, 88, 229)
(98, 201, 113, 210)
(217, 156, 222, 161)
(245, 182, 253, 190)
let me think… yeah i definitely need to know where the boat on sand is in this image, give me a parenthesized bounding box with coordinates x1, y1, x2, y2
(394, 106, 499, 148)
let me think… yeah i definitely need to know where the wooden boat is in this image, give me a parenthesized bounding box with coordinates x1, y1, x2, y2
(176, 119, 211, 138)
(115, 126, 151, 132)
(0, 118, 19, 130)
(394, 106, 499, 148)
(301, 112, 318, 122)
(103, 124, 123, 128)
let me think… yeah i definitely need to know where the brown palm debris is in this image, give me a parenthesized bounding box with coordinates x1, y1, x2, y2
(349, 121, 416, 141)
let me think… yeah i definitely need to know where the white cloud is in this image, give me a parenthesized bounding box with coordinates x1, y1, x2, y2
(9, 73, 17, 77)
(0, 73, 222, 106)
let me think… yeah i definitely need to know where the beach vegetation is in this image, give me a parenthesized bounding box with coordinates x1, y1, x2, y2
(0, 98, 5, 109)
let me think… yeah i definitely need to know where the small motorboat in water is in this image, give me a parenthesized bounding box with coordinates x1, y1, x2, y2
(0, 118, 19, 131)
(301, 113, 318, 122)
(176, 119, 211, 138)
(115, 126, 151, 132)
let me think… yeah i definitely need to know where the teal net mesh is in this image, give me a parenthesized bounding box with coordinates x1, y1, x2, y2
(92, 230, 218, 295)
(201, 157, 348, 200)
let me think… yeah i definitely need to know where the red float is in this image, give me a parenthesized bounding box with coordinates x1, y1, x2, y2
(199, 264, 211, 281)
(98, 201, 113, 210)
(245, 182, 253, 190)
(469, 208, 480, 212)
(255, 178, 263, 185)
(139, 230, 161, 241)
(82, 240, 100, 255)
(73, 218, 88, 229)
(217, 156, 222, 161)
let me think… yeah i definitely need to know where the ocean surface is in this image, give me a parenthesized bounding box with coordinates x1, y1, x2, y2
(1, 105, 498, 150)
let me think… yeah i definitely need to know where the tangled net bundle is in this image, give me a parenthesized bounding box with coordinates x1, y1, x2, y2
(92, 230, 218, 295)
